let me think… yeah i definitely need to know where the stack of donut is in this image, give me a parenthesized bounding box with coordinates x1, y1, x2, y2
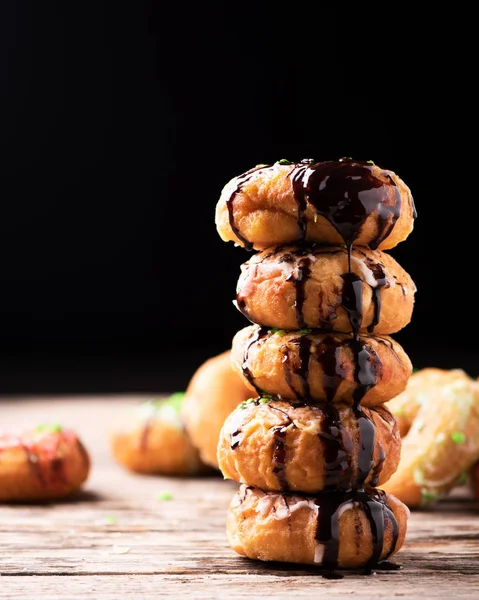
(215, 158, 417, 575)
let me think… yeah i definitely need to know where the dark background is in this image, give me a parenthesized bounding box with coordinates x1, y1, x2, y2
(0, 3, 475, 394)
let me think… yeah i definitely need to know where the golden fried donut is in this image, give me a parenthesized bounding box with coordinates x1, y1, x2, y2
(110, 394, 208, 475)
(0, 425, 90, 502)
(388, 368, 472, 437)
(216, 159, 416, 251)
(227, 485, 408, 570)
(236, 245, 416, 333)
(382, 378, 479, 507)
(218, 399, 400, 493)
(182, 351, 253, 468)
(232, 325, 412, 406)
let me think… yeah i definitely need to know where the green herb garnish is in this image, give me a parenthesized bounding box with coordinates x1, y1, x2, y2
(458, 472, 468, 485)
(366, 159, 375, 165)
(238, 398, 255, 410)
(104, 516, 117, 524)
(149, 392, 185, 414)
(36, 424, 63, 434)
(451, 431, 466, 444)
(157, 492, 173, 502)
(277, 159, 292, 165)
(421, 489, 437, 502)
(268, 328, 286, 336)
(299, 328, 312, 335)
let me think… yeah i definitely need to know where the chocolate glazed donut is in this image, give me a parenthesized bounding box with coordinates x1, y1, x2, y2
(216, 158, 416, 251)
(232, 326, 412, 407)
(236, 245, 416, 333)
(218, 399, 401, 493)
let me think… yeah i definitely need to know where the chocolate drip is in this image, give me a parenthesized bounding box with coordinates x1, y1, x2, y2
(318, 405, 353, 489)
(340, 271, 364, 339)
(242, 327, 268, 394)
(373, 174, 402, 249)
(290, 158, 402, 250)
(374, 561, 402, 571)
(226, 165, 270, 251)
(316, 337, 347, 403)
(362, 492, 385, 572)
(286, 254, 311, 328)
(272, 427, 288, 490)
(230, 430, 242, 450)
(370, 444, 386, 487)
(360, 254, 388, 334)
(315, 489, 399, 577)
(281, 335, 312, 401)
(383, 500, 400, 560)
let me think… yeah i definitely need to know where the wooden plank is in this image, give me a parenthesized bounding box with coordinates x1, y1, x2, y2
(1, 396, 479, 599)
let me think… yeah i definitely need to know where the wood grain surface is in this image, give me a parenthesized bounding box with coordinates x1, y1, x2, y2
(1, 396, 478, 599)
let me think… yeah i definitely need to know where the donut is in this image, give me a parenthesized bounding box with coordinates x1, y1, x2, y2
(218, 399, 400, 493)
(216, 158, 416, 251)
(231, 325, 412, 406)
(110, 394, 209, 475)
(182, 351, 254, 468)
(227, 485, 408, 570)
(382, 378, 479, 507)
(236, 244, 416, 333)
(388, 368, 472, 437)
(0, 425, 90, 502)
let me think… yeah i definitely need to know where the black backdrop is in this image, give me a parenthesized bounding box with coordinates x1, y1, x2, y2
(0, 3, 476, 394)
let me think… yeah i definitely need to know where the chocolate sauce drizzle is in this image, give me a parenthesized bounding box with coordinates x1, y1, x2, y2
(241, 326, 268, 395)
(272, 427, 288, 491)
(226, 165, 271, 251)
(290, 158, 403, 251)
(315, 488, 400, 578)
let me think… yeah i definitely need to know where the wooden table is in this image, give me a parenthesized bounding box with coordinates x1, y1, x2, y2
(1, 396, 478, 599)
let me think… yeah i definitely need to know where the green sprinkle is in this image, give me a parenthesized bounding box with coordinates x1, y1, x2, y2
(367, 159, 375, 165)
(149, 392, 185, 414)
(157, 492, 173, 502)
(104, 516, 117, 524)
(260, 397, 270, 404)
(421, 489, 437, 502)
(238, 398, 255, 410)
(299, 328, 312, 335)
(36, 424, 63, 433)
(451, 431, 466, 444)
(277, 159, 292, 165)
(458, 472, 468, 485)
